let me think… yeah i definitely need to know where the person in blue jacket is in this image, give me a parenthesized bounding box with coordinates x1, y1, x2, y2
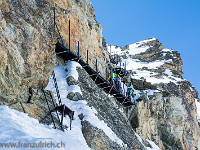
(127, 88, 136, 104)
(115, 75, 121, 91)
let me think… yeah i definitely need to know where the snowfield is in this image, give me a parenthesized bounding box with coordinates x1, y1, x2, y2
(108, 38, 157, 56)
(0, 105, 89, 150)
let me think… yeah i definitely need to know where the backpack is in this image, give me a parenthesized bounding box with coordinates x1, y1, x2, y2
(116, 76, 120, 82)
(113, 73, 118, 79)
(131, 89, 134, 93)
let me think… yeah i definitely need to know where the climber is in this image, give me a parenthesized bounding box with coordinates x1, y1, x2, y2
(127, 88, 136, 104)
(108, 69, 114, 84)
(115, 75, 121, 91)
(108, 66, 118, 85)
(127, 88, 131, 99)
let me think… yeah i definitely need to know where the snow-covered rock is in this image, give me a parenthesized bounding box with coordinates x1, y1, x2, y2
(108, 38, 200, 150)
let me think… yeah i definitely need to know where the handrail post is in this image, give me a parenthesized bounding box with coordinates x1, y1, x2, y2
(87, 50, 88, 64)
(106, 68, 107, 80)
(110, 67, 112, 85)
(53, 7, 55, 37)
(78, 41, 79, 58)
(69, 20, 70, 51)
(96, 59, 98, 72)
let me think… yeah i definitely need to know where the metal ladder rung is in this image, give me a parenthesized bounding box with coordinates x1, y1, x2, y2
(89, 73, 97, 77)
(102, 86, 111, 89)
(97, 82, 107, 86)
(70, 58, 76, 61)
(123, 101, 133, 104)
(82, 64, 89, 68)
(112, 93, 119, 96)
(56, 51, 69, 54)
(77, 57, 82, 63)
(122, 98, 129, 104)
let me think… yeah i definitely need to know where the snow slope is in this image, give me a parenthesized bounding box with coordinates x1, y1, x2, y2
(0, 105, 89, 150)
(0, 105, 160, 150)
(0, 60, 161, 150)
(108, 38, 156, 56)
(107, 39, 184, 84)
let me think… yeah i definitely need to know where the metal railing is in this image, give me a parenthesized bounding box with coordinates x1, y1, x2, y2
(52, 6, 133, 106)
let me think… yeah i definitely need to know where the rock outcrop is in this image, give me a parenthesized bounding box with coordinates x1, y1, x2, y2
(111, 38, 200, 150)
(51, 0, 109, 76)
(0, 0, 109, 119)
(0, 0, 56, 118)
(0, 0, 55, 99)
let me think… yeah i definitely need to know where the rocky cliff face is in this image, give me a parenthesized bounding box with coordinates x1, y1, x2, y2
(51, 0, 109, 76)
(0, 0, 57, 119)
(110, 38, 200, 150)
(1, 0, 200, 149)
(0, 0, 108, 119)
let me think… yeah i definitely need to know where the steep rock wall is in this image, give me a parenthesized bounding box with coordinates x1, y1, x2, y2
(134, 82, 200, 150)
(51, 0, 109, 76)
(0, 0, 109, 119)
(113, 39, 200, 150)
(0, 0, 56, 99)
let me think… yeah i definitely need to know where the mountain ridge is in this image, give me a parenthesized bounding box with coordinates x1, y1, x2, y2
(0, 0, 200, 149)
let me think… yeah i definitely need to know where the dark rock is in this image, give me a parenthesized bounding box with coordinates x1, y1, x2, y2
(131, 79, 157, 90)
(67, 76, 78, 86)
(162, 91, 170, 97)
(67, 92, 82, 101)
(128, 107, 139, 130)
(81, 120, 124, 150)
(132, 79, 144, 90)
(144, 140, 152, 148)
(102, 37, 107, 51)
(78, 113, 84, 121)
